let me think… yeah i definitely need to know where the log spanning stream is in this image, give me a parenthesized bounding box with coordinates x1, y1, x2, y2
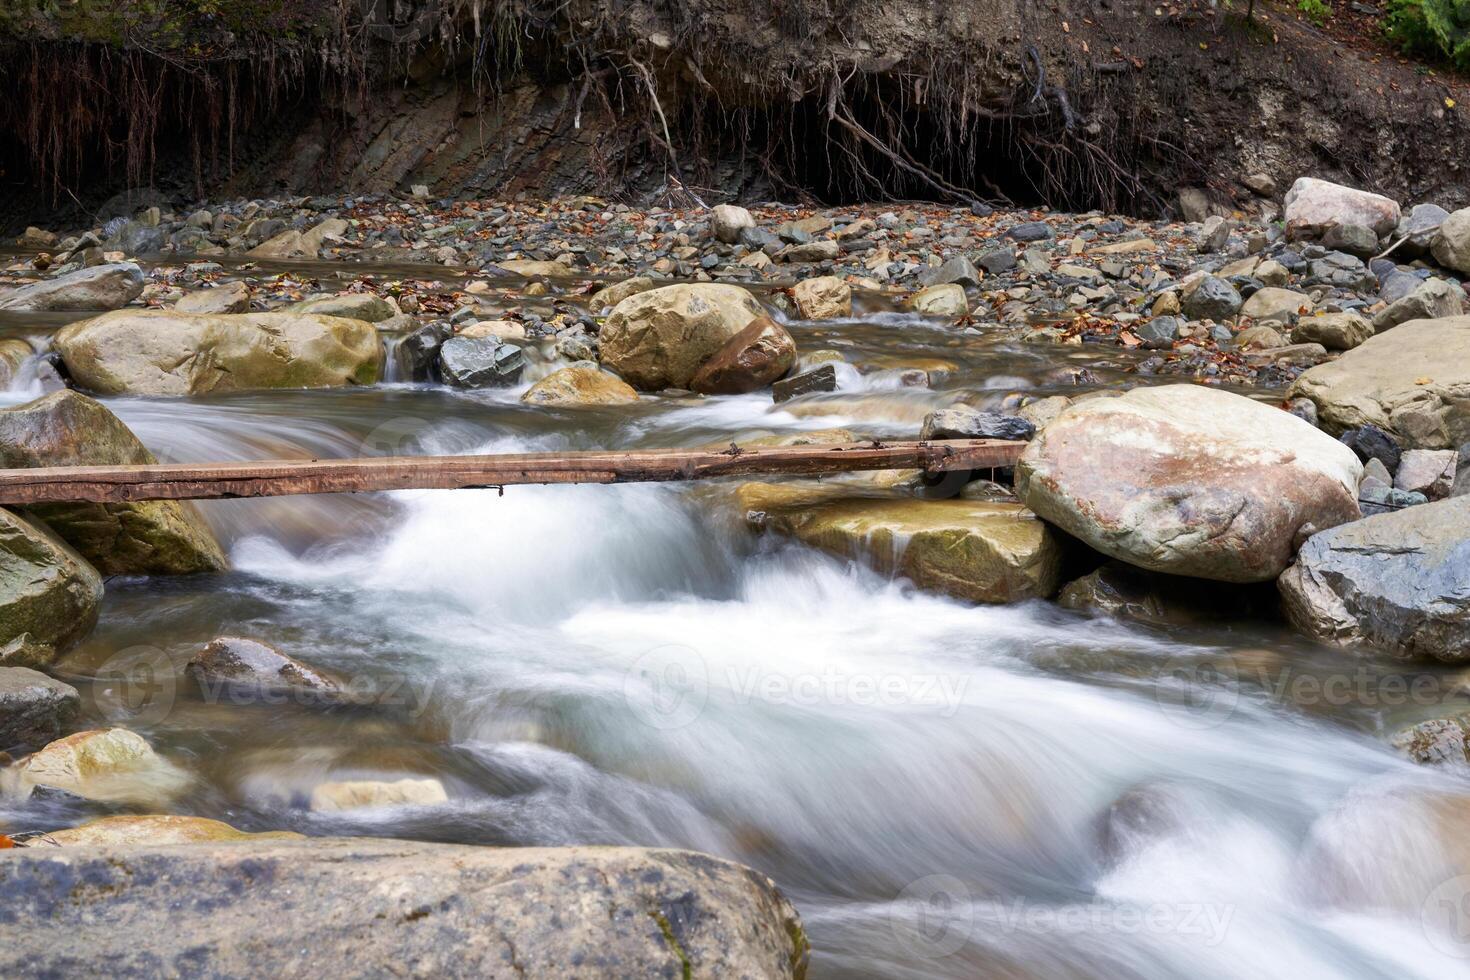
(1, 261, 1468, 979)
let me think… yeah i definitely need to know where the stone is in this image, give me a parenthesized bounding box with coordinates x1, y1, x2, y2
(42, 815, 303, 847)
(1057, 561, 1258, 627)
(1391, 717, 1470, 765)
(737, 482, 1063, 602)
(0, 339, 33, 388)
(777, 240, 839, 263)
(1279, 496, 1470, 660)
(1235, 325, 1287, 349)
(1016, 385, 1363, 583)
(1431, 207, 1470, 274)
(710, 203, 755, 244)
(1240, 287, 1311, 322)
(15, 728, 188, 805)
(288, 293, 398, 323)
(599, 284, 764, 390)
(521, 366, 640, 407)
(1290, 316, 1470, 449)
(1092, 238, 1159, 255)
(0, 666, 79, 749)
(394, 322, 449, 382)
(0, 840, 809, 979)
(930, 255, 982, 288)
(1180, 276, 1242, 320)
(772, 364, 837, 403)
(1287, 396, 1319, 427)
(54, 311, 384, 396)
(689, 317, 797, 395)
(1008, 221, 1053, 242)
(496, 258, 573, 278)
(1292, 312, 1373, 350)
(458, 319, 526, 342)
(1395, 449, 1458, 500)
(790, 276, 851, 319)
(1284, 177, 1401, 238)
(309, 778, 449, 811)
(0, 509, 103, 669)
(920, 407, 1035, 442)
(175, 281, 251, 315)
(1321, 222, 1379, 257)
(0, 391, 226, 575)
(186, 636, 345, 704)
(0, 263, 144, 312)
(299, 218, 349, 254)
(438, 337, 526, 388)
(1179, 188, 1211, 223)
(1151, 291, 1182, 317)
(17, 227, 57, 249)
(1198, 215, 1232, 253)
(1371, 277, 1464, 331)
(1397, 203, 1450, 255)
(1244, 173, 1278, 197)
(909, 283, 968, 317)
(246, 229, 309, 258)
(589, 275, 655, 310)
(979, 247, 1018, 274)
(1017, 395, 1072, 431)
(1338, 424, 1402, 473)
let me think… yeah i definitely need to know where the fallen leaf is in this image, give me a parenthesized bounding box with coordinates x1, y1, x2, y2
(0, 835, 14, 849)
(1415, 376, 1434, 385)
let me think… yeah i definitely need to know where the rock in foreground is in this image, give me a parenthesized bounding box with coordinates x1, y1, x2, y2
(1016, 385, 1362, 582)
(0, 508, 103, 668)
(0, 840, 811, 979)
(599, 283, 764, 390)
(1279, 496, 1470, 661)
(54, 311, 385, 396)
(40, 814, 303, 847)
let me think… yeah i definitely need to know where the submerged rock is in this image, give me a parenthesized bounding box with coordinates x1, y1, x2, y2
(1279, 496, 1470, 661)
(14, 728, 189, 805)
(737, 482, 1063, 603)
(919, 407, 1035, 442)
(521, 366, 640, 407)
(1391, 716, 1470, 765)
(38, 814, 303, 847)
(0, 391, 226, 575)
(599, 283, 764, 390)
(689, 317, 797, 394)
(308, 777, 448, 811)
(772, 364, 837, 403)
(54, 311, 385, 396)
(0, 508, 103, 669)
(186, 636, 345, 704)
(0, 263, 144, 312)
(0, 666, 79, 749)
(0, 840, 810, 979)
(1016, 385, 1362, 582)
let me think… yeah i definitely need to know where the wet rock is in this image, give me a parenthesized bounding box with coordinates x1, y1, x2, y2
(772, 364, 837, 403)
(1291, 316, 1470, 449)
(790, 276, 852, 320)
(1397, 203, 1449, 255)
(0, 508, 103, 669)
(438, 336, 526, 388)
(1391, 717, 1470, 765)
(309, 777, 449, 811)
(186, 636, 345, 704)
(710, 203, 755, 243)
(1284, 177, 1401, 238)
(40, 814, 303, 847)
(521, 366, 639, 407)
(1058, 561, 1262, 627)
(0, 263, 144, 312)
(920, 407, 1035, 442)
(1340, 425, 1403, 473)
(0, 391, 226, 575)
(55, 311, 385, 396)
(1180, 276, 1242, 320)
(288, 293, 398, 323)
(689, 317, 797, 395)
(1017, 385, 1363, 583)
(0, 339, 33, 388)
(1241, 286, 1311, 322)
(395, 321, 450, 381)
(1008, 221, 1052, 242)
(1371, 276, 1464, 331)
(175, 281, 251, 314)
(14, 728, 188, 805)
(589, 275, 655, 310)
(737, 482, 1063, 602)
(599, 284, 764, 390)
(1017, 395, 1072, 431)
(1395, 449, 1458, 500)
(1292, 311, 1373, 350)
(0, 840, 810, 979)
(1431, 207, 1470, 274)
(0, 666, 79, 750)
(1279, 496, 1470, 660)
(909, 283, 967, 317)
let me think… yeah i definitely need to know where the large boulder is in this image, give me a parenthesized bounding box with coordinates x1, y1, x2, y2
(599, 284, 764, 390)
(710, 203, 756, 243)
(287, 293, 398, 323)
(737, 482, 1063, 602)
(40, 814, 303, 847)
(0, 509, 103, 669)
(54, 310, 385, 396)
(13, 727, 189, 805)
(1016, 385, 1363, 583)
(0, 391, 225, 575)
(521, 366, 639, 407)
(689, 317, 797, 395)
(1290, 315, 1470, 449)
(1292, 312, 1373, 351)
(0, 666, 79, 749)
(1431, 207, 1470, 274)
(589, 275, 656, 311)
(438, 336, 526, 388)
(790, 276, 852, 319)
(1279, 496, 1470, 661)
(0, 840, 811, 978)
(0, 263, 144, 312)
(1283, 177, 1401, 237)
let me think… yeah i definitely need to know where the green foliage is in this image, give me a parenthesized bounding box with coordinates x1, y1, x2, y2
(1298, 0, 1333, 24)
(1386, 0, 1470, 67)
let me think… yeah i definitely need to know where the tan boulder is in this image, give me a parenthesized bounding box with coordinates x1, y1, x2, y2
(497, 258, 573, 278)
(1292, 311, 1373, 350)
(599, 283, 764, 390)
(909, 283, 967, 317)
(459, 319, 527, 341)
(689, 316, 797, 394)
(246, 230, 308, 258)
(54, 310, 384, 396)
(0, 508, 103, 668)
(43, 815, 303, 847)
(521, 367, 640, 407)
(1240, 287, 1311, 322)
(15, 728, 189, 805)
(309, 777, 448, 812)
(175, 281, 251, 314)
(299, 217, 349, 254)
(790, 276, 852, 319)
(288, 292, 398, 323)
(1284, 177, 1400, 237)
(589, 275, 656, 310)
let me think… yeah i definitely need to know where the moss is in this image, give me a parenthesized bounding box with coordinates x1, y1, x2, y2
(648, 909, 693, 980)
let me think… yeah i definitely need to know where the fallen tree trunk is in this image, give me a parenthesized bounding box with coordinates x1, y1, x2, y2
(0, 439, 1024, 504)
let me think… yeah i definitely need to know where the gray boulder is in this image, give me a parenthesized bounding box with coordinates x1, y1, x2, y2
(1284, 178, 1401, 237)
(1398, 203, 1450, 256)
(1432, 207, 1470, 274)
(0, 666, 79, 749)
(0, 263, 144, 312)
(1371, 277, 1464, 332)
(1279, 496, 1470, 661)
(0, 840, 810, 979)
(438, 336, 526, 388)
(1181, 276, 1242, 320)
(920, 407, 1035, 442)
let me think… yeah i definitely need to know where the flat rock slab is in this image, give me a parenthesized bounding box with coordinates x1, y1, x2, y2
(1279, 496, 1470, 661)
(0, 263, 143, 312)
(0, 840, 810, 979)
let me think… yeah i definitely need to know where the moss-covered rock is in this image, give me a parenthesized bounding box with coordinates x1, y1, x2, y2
(736, 482, 1063, 603)
(14, 727, 189, 805)
(0, 508, 102, 668)
(0, 391, 226, 575)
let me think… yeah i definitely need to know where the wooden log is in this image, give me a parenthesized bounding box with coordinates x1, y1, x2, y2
(0, 440, 1024, 505)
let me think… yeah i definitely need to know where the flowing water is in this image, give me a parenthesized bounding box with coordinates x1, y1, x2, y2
(4, 262, 1470, 979)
